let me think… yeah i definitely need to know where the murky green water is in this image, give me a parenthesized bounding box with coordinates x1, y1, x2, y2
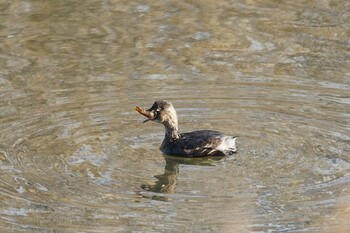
(1, 0, 349, 232)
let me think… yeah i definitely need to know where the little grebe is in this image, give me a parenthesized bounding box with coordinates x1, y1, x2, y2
(135, 100, 237, 157)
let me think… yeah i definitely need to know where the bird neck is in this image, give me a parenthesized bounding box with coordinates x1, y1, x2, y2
(163, 119, 180, 142)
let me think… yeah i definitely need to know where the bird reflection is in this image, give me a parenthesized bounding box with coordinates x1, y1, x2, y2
(140, 155, 224, 200)
(141, 157, 179, 194)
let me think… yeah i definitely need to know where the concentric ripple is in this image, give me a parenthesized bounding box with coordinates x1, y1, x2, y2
(1, 0, 350, 232)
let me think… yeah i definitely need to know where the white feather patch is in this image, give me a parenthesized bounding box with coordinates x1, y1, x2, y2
(215, 136, 236, 153)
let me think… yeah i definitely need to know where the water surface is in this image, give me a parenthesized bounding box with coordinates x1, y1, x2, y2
(0, 0, 350, 232)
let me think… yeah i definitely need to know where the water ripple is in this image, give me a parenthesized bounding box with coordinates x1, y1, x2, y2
(1, 0, 349, 232)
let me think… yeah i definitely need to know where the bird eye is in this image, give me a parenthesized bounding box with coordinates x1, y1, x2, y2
(152, 110, 158, 119)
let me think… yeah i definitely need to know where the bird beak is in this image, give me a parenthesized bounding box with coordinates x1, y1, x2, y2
(134, 106, 154, 123)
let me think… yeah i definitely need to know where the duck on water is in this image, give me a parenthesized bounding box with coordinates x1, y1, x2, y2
(135, 100, 237, 157)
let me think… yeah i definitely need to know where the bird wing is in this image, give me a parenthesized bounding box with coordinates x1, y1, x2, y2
(177, 130, 224, 157)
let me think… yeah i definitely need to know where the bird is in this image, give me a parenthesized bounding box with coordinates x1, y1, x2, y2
(135, 100, 237, 157)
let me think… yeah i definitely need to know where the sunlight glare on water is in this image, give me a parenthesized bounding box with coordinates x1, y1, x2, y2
(0, 0, 349, 232)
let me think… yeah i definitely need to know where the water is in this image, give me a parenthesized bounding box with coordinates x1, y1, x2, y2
(0, 0, 349, 232)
